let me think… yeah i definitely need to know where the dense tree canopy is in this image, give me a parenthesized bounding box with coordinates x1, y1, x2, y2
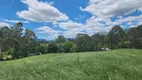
(0, 22, 37, 60)
(0, 22, 142, 60)
(56, 35, 66, 43)
(108, 25, 125, 49)
(75, 34, 92, 52)
(63, 40, 73, 53)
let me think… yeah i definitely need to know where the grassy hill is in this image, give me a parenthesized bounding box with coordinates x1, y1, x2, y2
(0, 49, 142, 80)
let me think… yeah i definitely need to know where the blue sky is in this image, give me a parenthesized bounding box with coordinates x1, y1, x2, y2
(0, 0, 142, 40)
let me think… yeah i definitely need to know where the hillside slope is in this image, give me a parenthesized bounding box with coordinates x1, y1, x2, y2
(0, 49, 142, 80)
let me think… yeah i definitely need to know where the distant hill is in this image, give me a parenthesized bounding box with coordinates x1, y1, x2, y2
(37, 39, 48, 43)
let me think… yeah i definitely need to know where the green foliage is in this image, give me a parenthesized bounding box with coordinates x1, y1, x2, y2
(57, 43, 64, 53)
(137, 25, 142, 48)
(4, 48, 14, 55)
(56, 35, 66, 43)
(70, 44, 77, 52)
(75, 34, 92, 52)
(0, 27, 12, 51)
(108, 25, 125, 49)
(35, 43, 48, 54)
(0, 22, 37, 59)
(63, 40, 73, 53)
(0, 22, 142, 60)
(48, 43, 58, 53)
(118, 41, 130, 48)
(92, 33, 107, 51)
(127, 26, 142, 49)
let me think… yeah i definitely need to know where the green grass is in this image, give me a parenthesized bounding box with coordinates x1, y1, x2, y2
(0, 49, 142, 80)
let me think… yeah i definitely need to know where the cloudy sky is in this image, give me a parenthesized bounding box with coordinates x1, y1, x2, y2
(0, 0, 142, 40)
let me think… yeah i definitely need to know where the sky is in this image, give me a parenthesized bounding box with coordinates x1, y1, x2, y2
(0, 0, 142, 40)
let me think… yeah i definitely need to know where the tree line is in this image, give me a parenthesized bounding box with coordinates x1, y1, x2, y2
(0, 22, 142, 60)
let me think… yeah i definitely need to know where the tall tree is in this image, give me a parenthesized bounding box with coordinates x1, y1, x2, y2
(24, 29, 37, 52)
(75, 34, 92, 52)
(56, 35, 66, 43)
(18, 29, 37, 57)
(127, 27, 138, 48)
(0, 27, 11, 51)
(92, 33, 107, 51)
(11, 22, 23, 59)
(108, 25, 125, 49)
(0, 26, 11, 60)
(137, 25, 142, 48)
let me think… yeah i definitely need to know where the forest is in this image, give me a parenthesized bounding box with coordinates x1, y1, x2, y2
(0, 22, 142, 60)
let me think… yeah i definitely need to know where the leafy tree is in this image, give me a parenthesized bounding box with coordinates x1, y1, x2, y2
(57, 43, 64, 53)
(137, 25, 142, 48)
(127, 27, 138, 48)
(126, 25, 142, 49)
(10, 22, 23, 59)
(24, 29, 37, 54)
(0, 27, 11, 51)
(48, 43, 58, 53)
(11, 22, 23, 38)
(38, 43, 48, 54)
(92, 33, 107, 51)
(56, 35, 66, 43)
(0, 26, 13, 60)
(70, 44, 77, 52)
(63, 41, 73, 53)
(75, 34, 92, 52)
(1, 21, 142, 60)
(56, 35, 66, 53)
(108, 25, 125, 49)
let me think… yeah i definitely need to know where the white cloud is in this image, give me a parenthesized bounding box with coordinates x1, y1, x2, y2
(58, 18, 111, 37)
(35, 21, 85, 39)
(115, 15, 142, 25)
(55, 21, 85, 38)
(35, 26, 57, 40)
(35, 26, 63, 40)
(77, 0, 142, 36)
(36, 26, 57, 34)
(81, 0, 142, 17)
(0, 22, 10, 28)
(84, 14, 142, 35)
(58, 20, 84, 30)
(32, 0, 142, 40)
(4, 19, 29, 23)
(35, 14, 142, 40)
(17, 0, 69, 22)
(84, 16, 112, 35)
(63, 29, 84, 38)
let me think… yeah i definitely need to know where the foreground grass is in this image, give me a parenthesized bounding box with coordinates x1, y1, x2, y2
(0, 49, 142, 80)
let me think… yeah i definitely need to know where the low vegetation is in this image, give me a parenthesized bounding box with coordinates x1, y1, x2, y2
(0, 49, 142, 80)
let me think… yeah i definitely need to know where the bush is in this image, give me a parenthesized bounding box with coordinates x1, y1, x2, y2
(57, 43, 64, 53)
(71, 44, 77, 52)
(118, 41, 130, 48)
(63, 41, 73, 53)
(48, 43, 58, 53)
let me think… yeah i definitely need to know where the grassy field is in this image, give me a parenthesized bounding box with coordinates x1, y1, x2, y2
(0, 49, 142, 80)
